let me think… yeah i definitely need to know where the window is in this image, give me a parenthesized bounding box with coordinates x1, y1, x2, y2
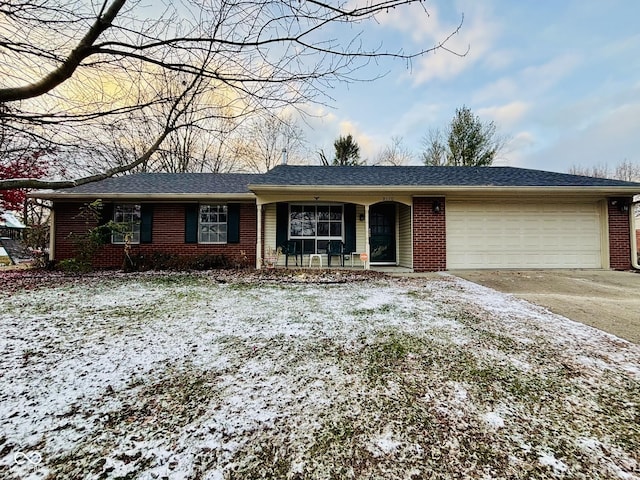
(289, 204, 343, 252)
(112, 204, 141, 244)
(199, 204, 227, 243)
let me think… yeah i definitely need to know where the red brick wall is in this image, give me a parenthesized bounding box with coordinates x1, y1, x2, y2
(53, 202, 257, 268)
(412, 197, 446, 271)
(608, 198, 632, 270)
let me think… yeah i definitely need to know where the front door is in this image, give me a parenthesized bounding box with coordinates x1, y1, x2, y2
(369, 204, 396, 264)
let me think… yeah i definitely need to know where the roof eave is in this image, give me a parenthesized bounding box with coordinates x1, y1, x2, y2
(248, 184, 640, 195)
(30, 192, 257, 201)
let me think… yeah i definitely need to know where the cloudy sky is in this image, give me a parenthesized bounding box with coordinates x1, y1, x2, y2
(301, 0, 640, 173)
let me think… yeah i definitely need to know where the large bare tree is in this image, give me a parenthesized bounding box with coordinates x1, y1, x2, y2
(374, 136, 414, 166)
(0, 0, 464, 190)
(240, 113, 307, 173)
(568, 160, 640, 182)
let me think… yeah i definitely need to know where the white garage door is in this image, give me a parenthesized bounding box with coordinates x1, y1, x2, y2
(446, 201, 603, 269)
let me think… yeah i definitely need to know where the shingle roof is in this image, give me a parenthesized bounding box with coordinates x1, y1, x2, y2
(51, 173, 259, 195)
(32, 166, 640, 199)
(250, 165, 640, 188)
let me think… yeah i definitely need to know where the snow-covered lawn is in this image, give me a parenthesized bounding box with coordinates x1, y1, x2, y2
(1, 271, 639, 480)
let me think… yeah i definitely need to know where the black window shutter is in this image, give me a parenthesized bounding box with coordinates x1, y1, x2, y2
(344, 203, 356, 253)
(227, 203, 240, 244)
(98, 202, 114, 243)
(275, 202, 289, 248)
(185, 204, 199, 244)
(140, 205, 153, 244)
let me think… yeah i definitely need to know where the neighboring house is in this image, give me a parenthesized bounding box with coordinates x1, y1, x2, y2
(0, 210, 29, 265)
(32, 165, 640, 271)
(0, 210, 27, 239)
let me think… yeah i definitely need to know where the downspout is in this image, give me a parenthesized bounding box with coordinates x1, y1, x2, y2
(631, 199, 639, 270)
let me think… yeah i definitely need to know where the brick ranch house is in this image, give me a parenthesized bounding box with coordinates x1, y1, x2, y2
(33, 165, 640, 271)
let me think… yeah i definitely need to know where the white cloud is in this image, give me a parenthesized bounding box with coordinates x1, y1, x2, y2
(474, 53, 582, 106)
(299, 109, 383, 163)
(478, 101, 531, 127)
(338, 121, 380, 162)
(392, 102, 443, 137)
(410, 2, 502, 83)
(498, 131, 536, 167)
(372, 2, 446, 43)
(484, 49, 516, 71)
(519, 53, 583, 93)
(523, 102, 640, 172)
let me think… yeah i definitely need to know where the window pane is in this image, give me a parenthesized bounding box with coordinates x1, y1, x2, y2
(301, 220, 315, 236)
(290, 221, 303, 236)
(199, 204, 228, 243)
(131, 205, 141, 221)
(317, 206, 329, 220)
(113, 204, 141, 244)
(330, 223, 342, 236)
(317, 222, 329, 236)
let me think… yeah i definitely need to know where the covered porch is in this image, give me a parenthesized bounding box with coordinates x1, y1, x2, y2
(253, 193, 414, 271)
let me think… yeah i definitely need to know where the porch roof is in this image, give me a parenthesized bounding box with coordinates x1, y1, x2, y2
(250, 165, 640, 190)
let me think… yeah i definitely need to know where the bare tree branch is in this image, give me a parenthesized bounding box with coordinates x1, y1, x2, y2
(0, 0, 126, 102)
(1, 0, 465, 190)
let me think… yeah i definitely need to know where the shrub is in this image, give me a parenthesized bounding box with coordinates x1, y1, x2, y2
(123, 252, 232, 272)
(57, 258, 92, 274)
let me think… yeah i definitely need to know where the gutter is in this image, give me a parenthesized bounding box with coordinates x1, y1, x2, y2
(28, 192, 256, 201)
(248, 184, 640, 196)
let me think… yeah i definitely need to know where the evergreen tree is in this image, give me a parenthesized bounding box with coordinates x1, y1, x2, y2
(422, 106, 505, 166)
(333, 134, 361, 166)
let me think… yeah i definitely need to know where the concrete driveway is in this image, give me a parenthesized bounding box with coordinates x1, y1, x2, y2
(452, 269, 640, 344)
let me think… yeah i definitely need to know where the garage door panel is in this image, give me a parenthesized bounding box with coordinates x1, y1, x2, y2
(446, 201, 602, 269)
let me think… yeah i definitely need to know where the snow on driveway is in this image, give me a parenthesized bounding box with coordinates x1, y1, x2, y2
(1, 271, 638, 479)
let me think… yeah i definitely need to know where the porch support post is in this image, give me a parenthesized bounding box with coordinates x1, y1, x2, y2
(364, 204, 370, 270)
(256, 202, 263, 269)
(48, 208, 56, 262)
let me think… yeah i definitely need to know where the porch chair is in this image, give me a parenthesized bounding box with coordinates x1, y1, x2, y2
(326, 240, 346, 267)
(282, 240, 303, 267)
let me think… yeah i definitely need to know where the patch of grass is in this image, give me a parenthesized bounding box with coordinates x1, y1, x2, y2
(351, 303, 395, 319)
(365, 331, 418, 381)
(141, 273, 209, 288)
(226, 441, 295, 480)
(44, 364, 221, 479)
(592, 373, 640, 455)
(7, 273, 640, 479)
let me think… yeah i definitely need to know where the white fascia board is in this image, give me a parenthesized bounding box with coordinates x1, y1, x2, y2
(249, 185, 640, 196)
(30, 192, 257, 201)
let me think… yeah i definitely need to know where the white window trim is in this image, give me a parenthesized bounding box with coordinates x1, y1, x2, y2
(198, 204, 228, 244)
(288, 204, 344, 252)
(112, 204, 141, 245)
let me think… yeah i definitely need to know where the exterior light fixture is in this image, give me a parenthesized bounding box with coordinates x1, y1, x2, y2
(359, 213, 365, 222)
(612, 198, 631, 214)
(432, 200, 441, 214)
